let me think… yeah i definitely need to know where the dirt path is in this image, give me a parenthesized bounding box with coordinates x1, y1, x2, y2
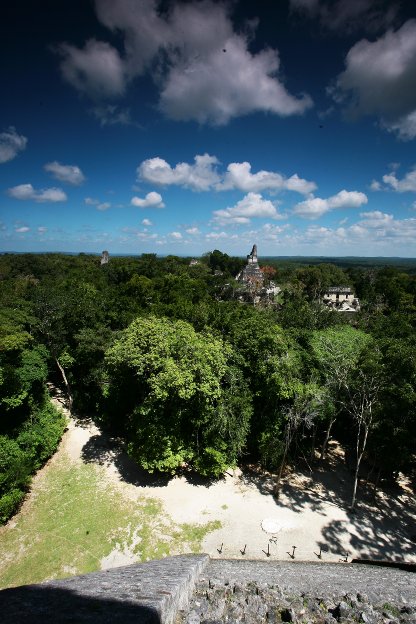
(48, 386, 416, 565)
(10, 388, 416, 572)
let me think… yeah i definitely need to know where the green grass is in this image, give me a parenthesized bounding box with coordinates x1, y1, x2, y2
(0, 458, 221, 589)
(382, 603, 401, 618)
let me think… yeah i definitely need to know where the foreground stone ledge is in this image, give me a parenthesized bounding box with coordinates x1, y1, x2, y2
(0, 556, 414, 624)
(0, 554, 209, 624)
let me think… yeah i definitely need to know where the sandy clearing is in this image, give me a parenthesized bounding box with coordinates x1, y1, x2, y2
(23, 392, 416, 569)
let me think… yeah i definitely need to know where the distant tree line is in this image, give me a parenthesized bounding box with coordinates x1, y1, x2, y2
(0, 250, 415, 521)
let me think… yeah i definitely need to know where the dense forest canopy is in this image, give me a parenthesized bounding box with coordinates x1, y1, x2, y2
(0, 250, 415, 522)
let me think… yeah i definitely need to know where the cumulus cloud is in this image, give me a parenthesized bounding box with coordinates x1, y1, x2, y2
(84, 197, 111, 210)
(38, 226, 48, 233)
(169, 231, 183, 239)
(142, 218, 153, 226)
(219, 162, 316, 194)
(0, 127, 27, 163)
(385, 111, 416, 141)
(334, 20, 416, 139)
(138, 154, 220, 191)
(57, 39, 126, 99)
(359, 210, 394, 227)
(223, 211, 416, 254)
(290, 0, 399, 35)
(131, 191, 165, 208)
(293, 189, 368, 218)
(15, 226, 30, 233)
(158, 26, 312, 125)
(213, 192, 282, 225)
(351, 212, 416, 244)
(370, 180, 382, 191)
(58, 0, 312, 125)
(44, 161, 85, 185)
(97, 202, 111, 211)
(206, 231, 228, 240)
(139, 154, 315, 195)
(382, 167, 416, 192)
(186, 227, 200, 235)
(8, 184, 67, 202)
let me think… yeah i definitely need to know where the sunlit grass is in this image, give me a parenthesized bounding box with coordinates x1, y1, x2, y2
(0, 457, 220, 589)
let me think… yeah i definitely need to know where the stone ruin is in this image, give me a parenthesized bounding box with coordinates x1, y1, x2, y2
(235, 244, 264, 289)
(100, 250, 109, 265)
(233, 245, 280, 305)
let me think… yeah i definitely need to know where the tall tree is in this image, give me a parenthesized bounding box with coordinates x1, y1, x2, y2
(104, 316, 252, 476)
(310, 326, 371, 460)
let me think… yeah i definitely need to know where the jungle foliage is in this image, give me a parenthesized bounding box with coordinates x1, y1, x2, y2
(0, 251, 415, 520)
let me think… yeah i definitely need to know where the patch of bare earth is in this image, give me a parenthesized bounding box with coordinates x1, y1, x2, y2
(7, 389, 416, 569)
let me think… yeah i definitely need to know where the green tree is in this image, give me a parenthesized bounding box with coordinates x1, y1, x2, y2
(310, 326, 371, 459)
(104, 316, 252, 476)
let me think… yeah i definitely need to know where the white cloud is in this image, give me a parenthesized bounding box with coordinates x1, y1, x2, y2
(8, 184, 67, 203)
(131, 191, 164, 208)
(169, 231, 183, 239)
(44, 161, 85, 185)
(59, 0, 312, 125)
(15, 226, 30, 233)
(382, 167, 416, 192)
(97, 202, 111, 211)
(370, 180, 382, 191)
(218, 162, 316, 194)
(139, 154, 314, 195)
(85, 197, 98, 205)
(137, 231, 158, 240)
(293, 190, 368, 219)
(385, 110, 416, 141)
(206, 231, 228, 240)
(58, 39, 126, 99)
(142, 218, 153, 226)
(38, 226, 48, 233)
(210, 211, 416, 255)
(300, 212, 416, 248)
(0, 127, 27, 164)
(260, 222, 290, 241)
(85, 197, 112, 210)
(138, 154, 220, 191)
(213, 192, 282, 225)
(159, 26, 312, 125)
(185, 227, 200, 235)
(359, 210, 394, 227)
(334, 20, 416, 139)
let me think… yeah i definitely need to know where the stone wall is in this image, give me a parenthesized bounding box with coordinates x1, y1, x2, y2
(1, 555, 414, 624)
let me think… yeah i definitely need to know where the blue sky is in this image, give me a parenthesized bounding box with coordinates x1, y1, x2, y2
(1, 0, 416, 257)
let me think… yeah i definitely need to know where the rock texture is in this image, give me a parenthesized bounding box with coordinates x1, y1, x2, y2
(0, 556, 414, 624)
(0, 554, 209, 624)
(178, 561, 416, 624)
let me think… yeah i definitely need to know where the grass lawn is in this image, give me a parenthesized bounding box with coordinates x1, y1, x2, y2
(0, 457, 220, 589)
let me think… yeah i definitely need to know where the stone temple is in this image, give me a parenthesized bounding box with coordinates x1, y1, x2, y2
(235, 244, 264, 288)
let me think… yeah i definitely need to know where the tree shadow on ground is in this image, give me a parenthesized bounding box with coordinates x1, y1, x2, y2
(238, 442, 416, 564)
(317, 490, 416, 562)
(81, 432, 223, 489)
(81, 434, 172, 488)
(239, 441, 353, 515)
(239, 464, 275, 496)
(313, 463, 416, 563)
(180, 470, 223, 488)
